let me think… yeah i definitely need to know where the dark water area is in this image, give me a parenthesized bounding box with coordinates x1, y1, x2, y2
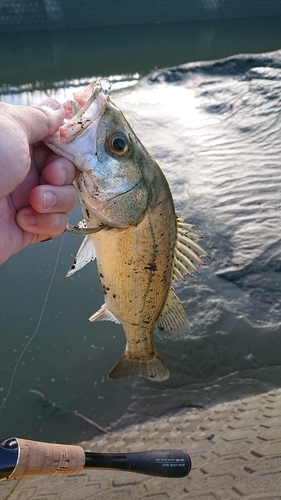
(1, 16, 281, 91)
(0, 22, 281, 444)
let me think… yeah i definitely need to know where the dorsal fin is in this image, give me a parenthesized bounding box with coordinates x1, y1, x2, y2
(172, 216, 210, 281)
(154, 288, 190, 339)
(155, 217, 209, 339)
(66, 235, 96, 277)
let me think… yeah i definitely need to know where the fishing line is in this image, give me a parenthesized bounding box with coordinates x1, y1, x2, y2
(0, 234, 65, 412)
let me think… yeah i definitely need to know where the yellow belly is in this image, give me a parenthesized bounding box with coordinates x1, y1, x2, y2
(91, 190, 176, 361)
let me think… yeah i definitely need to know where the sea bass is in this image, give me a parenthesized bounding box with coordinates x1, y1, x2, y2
(46, 80, 209, 382)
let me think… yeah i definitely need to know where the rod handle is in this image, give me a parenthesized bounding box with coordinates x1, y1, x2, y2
(10, 438, 85, 479)
(84, 449, 191, 478)
(126, 449, 191, 478)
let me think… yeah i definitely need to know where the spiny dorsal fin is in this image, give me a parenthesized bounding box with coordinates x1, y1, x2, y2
(88, 304, 120, 324)
(172, 216, 210, 282)
(154, 288, 190, 339)
(66, 235, 96, 277)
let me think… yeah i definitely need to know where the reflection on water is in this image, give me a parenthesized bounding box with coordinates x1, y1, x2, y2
(1, 28, 281, 444)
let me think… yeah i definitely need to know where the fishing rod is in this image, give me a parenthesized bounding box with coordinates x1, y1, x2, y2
(0, 437, 191, 481)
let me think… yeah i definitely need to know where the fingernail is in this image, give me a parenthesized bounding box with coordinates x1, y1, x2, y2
(44, 191, 57, 210)
(38, 99, 61, 111)
(22, 213, 36, 227)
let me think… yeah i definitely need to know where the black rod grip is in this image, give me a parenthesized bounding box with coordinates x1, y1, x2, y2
(85, 449, 191, 478)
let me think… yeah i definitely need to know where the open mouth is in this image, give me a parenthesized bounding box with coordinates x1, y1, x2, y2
(59, 80, 110, 145)
(45, 79, 111, 156)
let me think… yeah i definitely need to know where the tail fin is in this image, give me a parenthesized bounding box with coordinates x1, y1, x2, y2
(108, 353, 169, 382)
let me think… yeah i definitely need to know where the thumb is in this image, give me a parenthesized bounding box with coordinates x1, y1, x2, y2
(25, 99, 65, 144)
(0, 99, 65, 145)
(0, 100, 64, 199)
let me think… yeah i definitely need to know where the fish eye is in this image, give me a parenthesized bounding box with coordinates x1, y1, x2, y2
(108, 133, 130, 157)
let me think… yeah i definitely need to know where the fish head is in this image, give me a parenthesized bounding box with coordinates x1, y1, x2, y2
(46, 80, 153, 227)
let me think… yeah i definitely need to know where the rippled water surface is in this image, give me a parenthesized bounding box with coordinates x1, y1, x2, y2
(1, 49, 281, 443)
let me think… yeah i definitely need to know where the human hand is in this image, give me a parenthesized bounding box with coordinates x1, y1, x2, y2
(0, 100, 78, 265)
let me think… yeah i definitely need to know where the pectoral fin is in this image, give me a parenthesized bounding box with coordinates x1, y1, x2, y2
(66, 235, 96, 277)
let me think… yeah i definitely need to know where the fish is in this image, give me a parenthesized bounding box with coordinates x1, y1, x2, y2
(46, 79, 209, 382)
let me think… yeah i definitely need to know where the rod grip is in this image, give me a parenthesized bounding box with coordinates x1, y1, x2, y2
(10, 438, 85, 479)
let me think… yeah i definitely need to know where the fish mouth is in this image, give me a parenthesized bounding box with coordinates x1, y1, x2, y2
(59, 80, 110, 145)
(45, 79, 110, 156)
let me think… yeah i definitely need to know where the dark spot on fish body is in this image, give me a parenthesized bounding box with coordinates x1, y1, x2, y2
(85, 209, 90, 218)
(113, 294, 116, 298)
(100, 273, 103, 278)
(144, 262, 157, 272)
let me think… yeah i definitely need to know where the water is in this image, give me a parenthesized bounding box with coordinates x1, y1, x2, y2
(0, 25, 281, 444)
